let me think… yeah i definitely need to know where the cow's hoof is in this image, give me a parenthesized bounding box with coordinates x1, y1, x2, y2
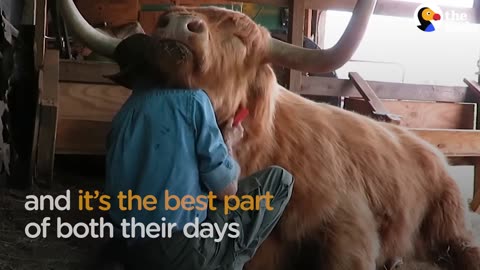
(385, 257, 404, 270)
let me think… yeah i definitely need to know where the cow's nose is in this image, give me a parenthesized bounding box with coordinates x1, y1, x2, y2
(157, 15, 206, 35)
(187, 19, 206, 34)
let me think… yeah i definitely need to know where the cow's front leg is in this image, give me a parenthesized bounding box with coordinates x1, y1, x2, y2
(322, 194, 380, 270)
(244, 235, 290, 270)
(379, 257, 404, 270)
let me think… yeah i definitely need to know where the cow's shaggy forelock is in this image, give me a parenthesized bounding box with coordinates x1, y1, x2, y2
(157, 7, 276, 127)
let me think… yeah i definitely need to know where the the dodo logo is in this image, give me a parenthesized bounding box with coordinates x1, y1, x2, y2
(415, 4, 442, 32)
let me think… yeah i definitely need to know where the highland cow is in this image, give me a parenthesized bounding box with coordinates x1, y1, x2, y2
(59, 0, 480, 269)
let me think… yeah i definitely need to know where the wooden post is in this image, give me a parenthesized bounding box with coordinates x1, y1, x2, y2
(311, 10, 319, 42)
(34, 0, 47, 70)
(473, 158, 480, 213)
(304, 9, 312, 39)
(464, 78, 480, 212)
(35, 50, 60, 186)
(313, 10, 326, 48)
(287, 0, 304, 92)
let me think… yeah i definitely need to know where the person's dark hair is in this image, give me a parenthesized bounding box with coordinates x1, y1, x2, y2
(104, 33, 193, 90)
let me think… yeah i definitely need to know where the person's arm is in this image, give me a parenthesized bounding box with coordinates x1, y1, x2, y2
(217, 118, 245, 198)
(192, 92, 241, 199)
(222, 118, 244, 158)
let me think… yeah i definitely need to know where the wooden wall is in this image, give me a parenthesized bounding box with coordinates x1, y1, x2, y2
(72, 0, 285, 36)
(73, 0, 139, 27)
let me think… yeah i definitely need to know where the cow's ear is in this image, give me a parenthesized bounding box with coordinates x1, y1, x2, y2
(104, 34, 153, 89)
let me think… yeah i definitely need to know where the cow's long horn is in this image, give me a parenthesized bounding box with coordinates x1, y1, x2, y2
(58, 0, 121, 58)
(268, 0, 377, 73)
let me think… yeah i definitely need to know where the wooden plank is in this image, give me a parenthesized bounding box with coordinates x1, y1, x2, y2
(59, 60, 120, 84)
(36, 50, 60, 185)
(304, 0, 476, 22)
(345, 99, 477, 130)
(140, 0, 279, 5)
(34, 0, 47, 69)
(287, 0, 304, 92)
(348, 72, 401, 123)
(464, 79, 480, 99)
(473, 158, 480, 213)
(56, 119, 111, 155)
(411, 129, 480, 157)
(54, 126, 480, 157)
(349, 72, 388, 114)
(30, 69, 43, 182)
(474, 78, 480, 212)
(301, 76, 471, 103)
(448, 157, 478, 166)
(139, 0, 479, 23)
(313, 10, 326, 48)
(58, 83, 130, 121)
(59, 61, 473, 103)
(304, 9, 312, 38)
(74, 0, 139, 27)
(463, 78, 480, 133)
(472, 192, 480, 213)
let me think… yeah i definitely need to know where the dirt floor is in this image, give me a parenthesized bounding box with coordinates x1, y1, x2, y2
(0, 156, 109, 270)
(0, 155, 479, 270)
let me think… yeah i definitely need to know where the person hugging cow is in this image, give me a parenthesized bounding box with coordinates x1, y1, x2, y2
(98, 33, 294, 270)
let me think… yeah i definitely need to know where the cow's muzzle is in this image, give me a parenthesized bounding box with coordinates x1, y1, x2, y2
(147, 39, 195, 73)
(152, 13, 207, 48)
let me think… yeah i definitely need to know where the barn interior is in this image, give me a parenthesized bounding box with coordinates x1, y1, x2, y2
(1, 0, 480, 269)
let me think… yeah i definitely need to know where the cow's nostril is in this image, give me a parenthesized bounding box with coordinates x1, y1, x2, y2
(187, 20, 206, 33)
(157, 16, 169, 28)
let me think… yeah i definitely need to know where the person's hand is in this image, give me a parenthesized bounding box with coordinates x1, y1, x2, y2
(222, 118, 244, 150)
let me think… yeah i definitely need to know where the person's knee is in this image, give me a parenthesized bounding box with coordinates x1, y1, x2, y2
(266, 165, 294, 187)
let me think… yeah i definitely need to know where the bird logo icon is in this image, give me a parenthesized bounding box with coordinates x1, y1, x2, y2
(416, 6, 442, 32)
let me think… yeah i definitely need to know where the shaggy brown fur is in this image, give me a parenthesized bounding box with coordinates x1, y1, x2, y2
(139, 6, 480, 270)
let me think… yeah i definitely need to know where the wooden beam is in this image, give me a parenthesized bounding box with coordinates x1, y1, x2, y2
(54, 125, 480, 159)
(59, 60, 120, 84)
(301, 76, 472, 103)
(469, 48, 480, 206)
(304, 0, 477, 23)
(36, 50, 60, 186)
(473, 158, 480, 213)
(472, 193, 480, 213)
(344, 99, 477, 130)
(304, 9, 312, 38)
(59, 60, 476, 104)
(56, 119, 110, 155)
(448, 157, 479, 166)
(139, 0, 479, 23)
(140, 0, 285, 6)
(34, 0, 47, 69)
(58, 83, 130, 122)
(287, 0, 305, 92)
(348, 72, 401, 123)
(59, 60, 475, 104)
(313, 10, 326, 48)
(464, 78, 480, 99)
(411, 129, 480, 157)
(74, 0, 139, 27)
